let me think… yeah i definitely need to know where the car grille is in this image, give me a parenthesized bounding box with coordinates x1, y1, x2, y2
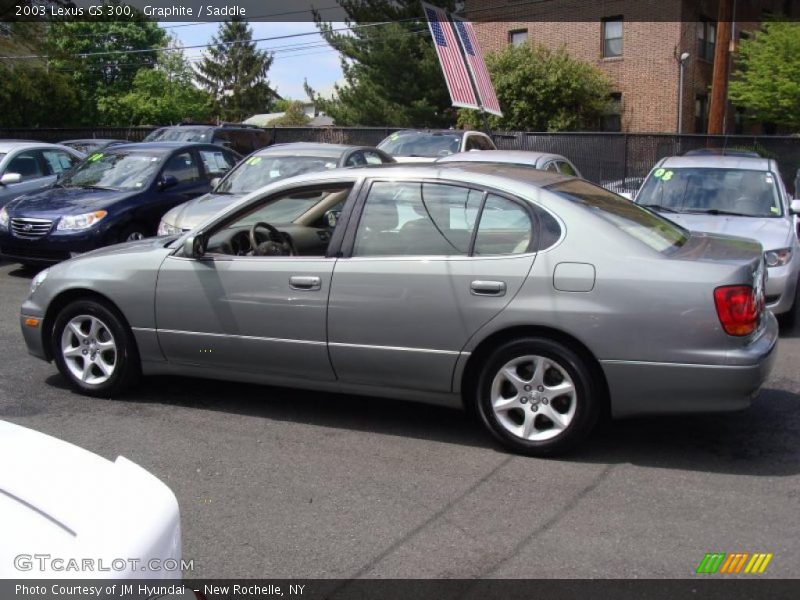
(10, 218, 53, 239)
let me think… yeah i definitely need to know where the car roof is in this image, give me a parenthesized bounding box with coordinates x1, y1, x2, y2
(390, 129, 469, 137)
(257, 142, 361, 158)
(100, 141, 216, 152)
(0, 141, 75, 153)
(60, 139, 126, 144)
(437, 150, 567, 165)
(659, 155, 773, 171)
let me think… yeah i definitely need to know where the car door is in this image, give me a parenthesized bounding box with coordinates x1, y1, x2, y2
(154, 179, 360, 381)
(0, 150, 53, 204)
(327, 178, 538, 392)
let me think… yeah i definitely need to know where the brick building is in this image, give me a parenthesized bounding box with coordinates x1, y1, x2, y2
(466, 0, 795, 134)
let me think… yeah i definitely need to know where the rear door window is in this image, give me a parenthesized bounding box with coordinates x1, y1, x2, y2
(199, 149, 237, 178)
(42, 150, 78, 175)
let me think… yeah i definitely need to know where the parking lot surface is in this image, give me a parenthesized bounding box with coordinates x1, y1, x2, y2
(1, 260, 798, 579)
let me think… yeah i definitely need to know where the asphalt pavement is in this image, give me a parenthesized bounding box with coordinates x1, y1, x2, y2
(1, 260, 798, 579)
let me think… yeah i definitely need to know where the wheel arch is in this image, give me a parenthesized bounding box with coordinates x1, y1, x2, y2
(460, 325, 611, 416)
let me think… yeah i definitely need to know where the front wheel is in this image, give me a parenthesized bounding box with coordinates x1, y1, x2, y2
(473, 338, 600, 456)
(52, 299, 140, 397)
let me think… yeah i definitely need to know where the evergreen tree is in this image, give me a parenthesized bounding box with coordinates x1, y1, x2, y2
(195, 17, 276, 122)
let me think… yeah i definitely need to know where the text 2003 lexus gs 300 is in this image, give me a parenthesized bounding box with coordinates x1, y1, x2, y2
(19, 163, 778, 456)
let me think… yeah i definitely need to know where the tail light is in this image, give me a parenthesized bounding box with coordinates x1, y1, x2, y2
(714, 285, 759, 336)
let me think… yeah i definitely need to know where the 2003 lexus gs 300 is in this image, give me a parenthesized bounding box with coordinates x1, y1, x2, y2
(20, 163, 778, 456)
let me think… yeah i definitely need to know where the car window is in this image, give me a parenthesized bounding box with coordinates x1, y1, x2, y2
(42, 150, 78, 175)
(378, 132, 463, 158)
(216, 155, 338, 195)
(363, 151, 386, 165)
(61, 151, 162, 191)
(474, 195, 534, 255)
(145, 127, 212, 143)
(162, 152, 201, 184)
(473, 135, 495, 150)
(345, 152, 367, 167)
(5, 151, 44, 180)
(353, 181, 483, 257)
(465, 136, 480, 151)
(199, 149, 237, 178)
(545, 161, 559, 173)
(557, 161, 578, 177)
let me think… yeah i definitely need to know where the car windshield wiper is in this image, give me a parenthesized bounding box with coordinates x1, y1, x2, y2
(639, 204, 678, 213)
(79, 184, 120, 191)
(686, 209, 751, 217)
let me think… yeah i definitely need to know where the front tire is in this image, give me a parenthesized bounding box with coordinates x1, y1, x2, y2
(119, 223, 148, 243)
(52, 299, 140, 397)
(473, 338, 600, 456)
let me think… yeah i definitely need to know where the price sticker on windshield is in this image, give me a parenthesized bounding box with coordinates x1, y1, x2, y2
(88, 153, 103, 162)
(247, 156, 262, 166)
(654, 168, 674, 181)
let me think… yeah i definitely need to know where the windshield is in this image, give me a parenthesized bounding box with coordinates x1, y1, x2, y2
(66, 142, 101, 154)
(233, 192, 329, 228)
(216, 155, 338, 195)
(378, 133, 462, 157)
(60, 152, 162, 191)
(548, 179, 688, 253)
(144, 127, 212, 143)
(636, 167, 783, 217)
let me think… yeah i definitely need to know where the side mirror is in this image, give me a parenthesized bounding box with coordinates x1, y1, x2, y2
(0, 172, 22, 185)
(209, 177, 221, 190)
(158, 175, 179, 191)
(183, 234, 206, 258)
(790, 199, 800, 215)
(325, 209, 342, 228)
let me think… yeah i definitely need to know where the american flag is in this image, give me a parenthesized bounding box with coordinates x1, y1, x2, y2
(453, 17, 503, 116)
(421, 2, 479, 110)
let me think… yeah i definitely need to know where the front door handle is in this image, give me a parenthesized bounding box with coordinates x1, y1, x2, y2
(289, 275, 322, 291)
(470, 280, 506, 296)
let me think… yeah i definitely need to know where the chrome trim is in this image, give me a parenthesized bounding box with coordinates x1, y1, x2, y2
(329, 341, 466, 356)
(10, 217, 53, 239)
(601, 359, 753, 369)
(140, 327, 326, 346)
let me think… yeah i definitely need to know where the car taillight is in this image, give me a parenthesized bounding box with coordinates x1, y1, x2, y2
(714, 285, 758, 336)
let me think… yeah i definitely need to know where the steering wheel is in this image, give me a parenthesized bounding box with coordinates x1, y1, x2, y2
(249, 222, 295, 256)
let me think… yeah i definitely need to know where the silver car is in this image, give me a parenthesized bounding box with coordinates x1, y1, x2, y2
(20, 164, 777, 456)
(0, 142, 85, 208)
(436, 150, 581, 178)
(635, 155, 800, 324)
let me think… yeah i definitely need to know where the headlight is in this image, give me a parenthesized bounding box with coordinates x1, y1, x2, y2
(765, 248, 792, 267)
(29, 268, 48, 295)
(157, 220, 183, 236)
(56, 210, 107, 231)
(0, 207, 8, 229)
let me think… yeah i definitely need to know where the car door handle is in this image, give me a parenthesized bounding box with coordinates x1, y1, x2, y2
(470, 280, 506, 296)
(289, 276, 322, 291)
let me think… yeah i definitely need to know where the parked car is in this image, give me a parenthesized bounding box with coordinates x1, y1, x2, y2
(144, 123, 271, 155)
(0, 142, 239, 265)
(437, 150, 581, 177)
(601, 176, 646, 199)
(377, 129, 496, 162)
(635, 154, 800, 324)
(157, 142, 394, 235)
(21, 163, 777, 456)
(0, 420, 180, 579)
(59, 138, 128, 154)
(0, 141, 85, 209)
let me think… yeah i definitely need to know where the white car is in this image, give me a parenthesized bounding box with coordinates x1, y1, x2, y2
(436, 149, 582, 178)
(377, 129, 496, 162)
(0, 420, 181, 579)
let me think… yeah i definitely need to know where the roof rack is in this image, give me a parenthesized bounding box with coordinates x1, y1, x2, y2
(683, 148, 761, 158)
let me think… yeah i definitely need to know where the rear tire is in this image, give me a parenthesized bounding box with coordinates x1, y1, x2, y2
(51, 299, 140, 397)
(472, 337, 600, 456)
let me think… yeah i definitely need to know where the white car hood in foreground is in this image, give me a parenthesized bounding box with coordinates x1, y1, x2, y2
(0, 420, 180, 579)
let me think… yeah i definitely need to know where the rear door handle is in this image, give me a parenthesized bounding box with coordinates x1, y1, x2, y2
(289, 275, 322, 291)
(470, 280, 506, 296)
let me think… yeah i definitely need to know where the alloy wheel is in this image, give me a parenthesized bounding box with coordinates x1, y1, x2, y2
(60, 315, 117, 385)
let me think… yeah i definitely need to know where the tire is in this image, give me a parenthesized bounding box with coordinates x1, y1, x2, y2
(472, 337, 600, 456)
(51, 299, 140, 397)
(119, 223, 148, 243)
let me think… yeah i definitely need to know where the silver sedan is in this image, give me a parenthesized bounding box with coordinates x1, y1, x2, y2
(20, 164, 778, 456)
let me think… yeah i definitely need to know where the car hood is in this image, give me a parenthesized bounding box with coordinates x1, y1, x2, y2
(392, 156, 438, 163)
(161, 192, 243, 230)
(661, 213, 792, 251)
(5, 186, 139, 218)
(0, 420, 180, 579)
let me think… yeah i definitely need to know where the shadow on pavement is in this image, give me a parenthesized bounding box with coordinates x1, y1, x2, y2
(49, 371, 800, 477)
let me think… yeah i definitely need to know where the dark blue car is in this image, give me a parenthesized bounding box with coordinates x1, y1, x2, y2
(0, 142, 240, 265)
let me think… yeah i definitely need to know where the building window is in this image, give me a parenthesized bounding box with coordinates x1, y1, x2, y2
(602, 17, 623, 58)
(508, 29, 528, 46)
(695, 94, 709, 133)
(601, 92, 622, 132)
(697, 18, 716, 62)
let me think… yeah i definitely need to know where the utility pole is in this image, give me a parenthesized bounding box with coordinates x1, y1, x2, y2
(707, 0, 733, 134)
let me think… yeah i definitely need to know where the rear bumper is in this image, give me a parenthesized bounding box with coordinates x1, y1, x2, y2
(604, 313, 779, 417)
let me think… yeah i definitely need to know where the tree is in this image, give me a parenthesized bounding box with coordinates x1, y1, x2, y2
(0, 62, 80, 127)
(195, 17, 276, 122)
(729, 21, 800, 130)
(97, 41, 212, 125)
(457, 44, 613, 131)
(46, 4, 167, 125)
(267, 101, 311, 126)
(307, 1, 456, 127)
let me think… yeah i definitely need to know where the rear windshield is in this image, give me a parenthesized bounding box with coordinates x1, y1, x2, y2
(145, 127, 212, 143)
(378, 133, 463, 158)
(547, 179, 688, 252)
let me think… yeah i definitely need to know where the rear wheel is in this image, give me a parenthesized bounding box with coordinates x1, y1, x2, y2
(473, 337, 600, 456)
(52, 299, 140, 397)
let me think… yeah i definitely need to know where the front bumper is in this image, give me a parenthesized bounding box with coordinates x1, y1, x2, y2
(20, 307, 48, 361)
(764, 261, 799, 314)
(604, 313, 779, 418)
(0, 228, 106, 264)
